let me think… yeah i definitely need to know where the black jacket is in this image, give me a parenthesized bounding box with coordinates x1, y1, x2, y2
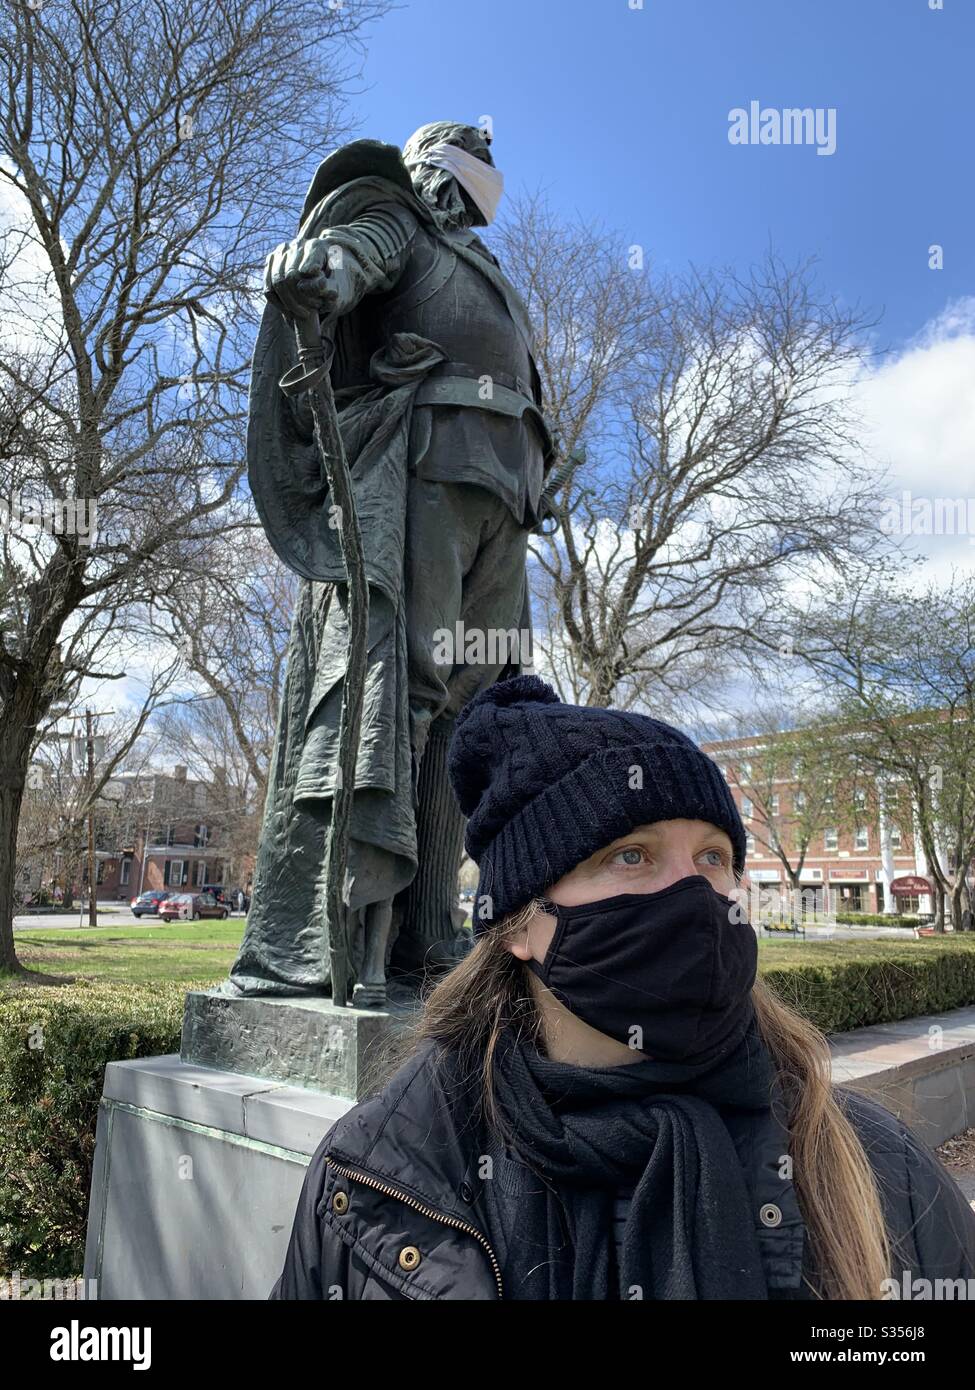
(270, 1039, 975, 1301)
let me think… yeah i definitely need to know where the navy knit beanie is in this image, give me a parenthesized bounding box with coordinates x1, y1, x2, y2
(448, 675, 746, 932)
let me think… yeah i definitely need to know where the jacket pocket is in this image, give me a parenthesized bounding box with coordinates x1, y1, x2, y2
(320, 1157, 502, 1300)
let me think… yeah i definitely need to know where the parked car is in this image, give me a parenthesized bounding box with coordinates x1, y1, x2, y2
(203, 884, 249, 911)
(158, 893, 194, 922)
(131, 889, 171, 918)
(159, 892, 229, 922)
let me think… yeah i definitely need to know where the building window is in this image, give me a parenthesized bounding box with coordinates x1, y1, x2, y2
(194, 824, 209, 848)
(889, 826, 902, 849)
(741, 797, 753, 820)
(745, 834, 755, 856)
(96, 861, 105, 884)
(195, 860, 206, 886)
(769, 793, 780, 816)
(855, 826, 869, 851)
(793, 791, 806, 813)
(837, 884, 866, 913)
(824, 828, 838, 851)
(120, 860, 131, 886)
(740, 761, 752, 781)
(166, 859, 186, 887)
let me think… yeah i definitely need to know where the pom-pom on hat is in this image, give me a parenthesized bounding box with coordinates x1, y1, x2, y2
(448, 675, 746, 932)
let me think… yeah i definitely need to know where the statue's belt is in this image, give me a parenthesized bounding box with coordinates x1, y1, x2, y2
(413, 360, 554, 459)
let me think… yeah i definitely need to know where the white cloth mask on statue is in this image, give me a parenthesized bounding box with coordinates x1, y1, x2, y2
(419, 142, 504, 224)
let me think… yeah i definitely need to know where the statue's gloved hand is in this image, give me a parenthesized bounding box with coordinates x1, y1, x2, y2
(264, 236, 347, 323)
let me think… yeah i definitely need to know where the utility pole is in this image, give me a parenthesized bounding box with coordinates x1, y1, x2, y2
(137, 775, 156, 898)
(86, 708, 97, 927)
(57, 708, 114, 925)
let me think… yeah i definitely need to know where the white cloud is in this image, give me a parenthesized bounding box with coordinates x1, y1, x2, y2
(854, 297, 975, 584)
(0, 179, 63, 352)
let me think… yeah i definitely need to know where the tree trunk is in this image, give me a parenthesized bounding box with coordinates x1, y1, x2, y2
(933, 883, 946, 932)
(0, 775, 27, 974)
(787, 874, 802, 925)
(951, 880, 967, 932)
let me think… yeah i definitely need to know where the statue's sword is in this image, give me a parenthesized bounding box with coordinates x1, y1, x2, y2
(280, 314, 367, 1007)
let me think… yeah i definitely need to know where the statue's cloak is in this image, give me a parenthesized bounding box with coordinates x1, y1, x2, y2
(232, 143, 534, 994)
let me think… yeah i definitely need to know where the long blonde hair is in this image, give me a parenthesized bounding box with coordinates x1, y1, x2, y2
(379, 901, 892, 1301)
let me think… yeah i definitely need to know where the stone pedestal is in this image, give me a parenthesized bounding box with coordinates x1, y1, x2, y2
(84, 993, 415, 1299)
(181, 989, 412, 1096)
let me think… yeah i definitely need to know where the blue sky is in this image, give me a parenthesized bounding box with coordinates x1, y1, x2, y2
(345, 0, 973, 354)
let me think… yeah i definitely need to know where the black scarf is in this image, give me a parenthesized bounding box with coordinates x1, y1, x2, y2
(490, 1008, 789, 1300)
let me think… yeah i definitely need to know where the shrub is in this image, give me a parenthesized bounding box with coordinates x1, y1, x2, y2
(761, 939, 975, 1033)
(0, 980, 188, 1279)
(833, 913, 924, 927)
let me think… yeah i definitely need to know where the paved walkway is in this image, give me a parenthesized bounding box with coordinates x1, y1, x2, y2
(14, 908, 247, 930)
(830, 1005, 975, 1084)
(829, 1007, 975, 1209)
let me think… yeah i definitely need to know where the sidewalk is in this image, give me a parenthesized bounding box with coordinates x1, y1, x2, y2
(829, 1006, 975, 1209)
(14, 906, 139, 930)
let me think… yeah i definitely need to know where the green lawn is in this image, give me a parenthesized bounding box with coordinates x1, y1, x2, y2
(7, 920, 975, 992)
(9, 921, 244, 987)
(757, 934, 975, 969)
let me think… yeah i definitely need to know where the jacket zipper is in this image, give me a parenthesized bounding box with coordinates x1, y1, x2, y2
(325, 1155, 504, 1300)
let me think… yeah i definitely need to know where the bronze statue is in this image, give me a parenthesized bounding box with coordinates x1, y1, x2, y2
(224, 122, 555, 1004)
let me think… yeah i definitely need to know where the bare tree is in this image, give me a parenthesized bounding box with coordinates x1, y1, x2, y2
(798, 573, 975, 931)
(17, 703, 169, 918)
(494, 195, 894, 710)
(0, 0, 387, 975)
(153, 701, 257, 883)
(716, 701, 894, 920)
(147, 530, 296, 807)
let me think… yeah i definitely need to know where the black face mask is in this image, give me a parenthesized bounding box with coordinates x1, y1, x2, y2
(525, 874, 758, 1066)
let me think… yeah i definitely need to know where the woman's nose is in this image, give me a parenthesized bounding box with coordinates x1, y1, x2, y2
(657, 855, 704, 890)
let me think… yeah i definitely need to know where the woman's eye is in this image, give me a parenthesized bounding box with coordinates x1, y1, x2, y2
(610, 847, 646, 867)
(699, 849, 727, 867)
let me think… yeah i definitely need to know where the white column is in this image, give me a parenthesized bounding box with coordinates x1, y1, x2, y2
(876, 778, 896, 914)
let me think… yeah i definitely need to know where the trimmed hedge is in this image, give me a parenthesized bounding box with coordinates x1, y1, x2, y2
(834, 913, 924, 927)
(761, 914, 924, 929)
(0, 980, 188, 1279)
(3, 942, 975, 1279)
(760, 938, 975, 1034)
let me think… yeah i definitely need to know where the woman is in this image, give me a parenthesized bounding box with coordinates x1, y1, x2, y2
(271, 675, 975, 1300)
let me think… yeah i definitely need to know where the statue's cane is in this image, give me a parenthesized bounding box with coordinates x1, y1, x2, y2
(280, 312, 368, 1008)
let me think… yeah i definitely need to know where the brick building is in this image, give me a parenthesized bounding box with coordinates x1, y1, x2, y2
(82, 765, 236, 903)
(701, 733, 943, 919)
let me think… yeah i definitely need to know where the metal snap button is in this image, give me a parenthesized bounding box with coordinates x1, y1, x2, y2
(332, 1190, 349, 1215)
(398, 1245, 422, 1271)
(760, 1203, 782, 1227)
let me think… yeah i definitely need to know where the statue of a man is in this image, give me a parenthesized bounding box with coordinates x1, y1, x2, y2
(225, 121, 553, 1003)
